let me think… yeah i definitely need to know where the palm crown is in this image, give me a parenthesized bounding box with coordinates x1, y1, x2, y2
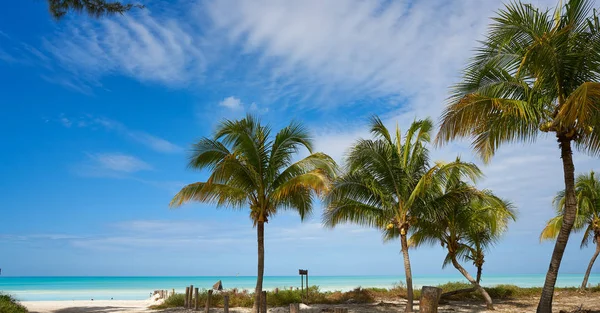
(437, 0, 600, 160)
(171, 115, 336, 223)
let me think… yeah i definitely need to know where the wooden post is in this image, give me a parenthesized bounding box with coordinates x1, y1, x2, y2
(223, 295, 230, 313)
(290, 303, 300, 313)
(172, 288, 175, 297)
(205, 290, 213, 313)
(274, 288, 279, 294)
(420, 286, 443, 313)
(333, 308, 348, 313)
(194, 288, 199, 311)
(261, 291, 267, 313)
(190, 285, 194, 308)
(185, 287, 190, 308)
(305, 274, 309, 303)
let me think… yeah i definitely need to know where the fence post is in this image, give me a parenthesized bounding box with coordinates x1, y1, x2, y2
(261, 291, 267, 313)
(185, 287, 190, 308)
(290, 303, 300, 313)
(224, 295, 230, 313)
(194, 288, 199, 311)
(205, 290, 213, 313)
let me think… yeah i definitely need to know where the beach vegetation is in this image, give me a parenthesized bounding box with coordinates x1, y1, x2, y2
(436, 0, 600, 311)
(148, 283, 600, 310)
(323, 116, 482, 312)
(0, 293, 28, 313)
(170, 115, 336, 313)
(541, 170, 600, 290)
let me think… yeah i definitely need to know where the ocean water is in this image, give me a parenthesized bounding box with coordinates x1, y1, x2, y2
(0, 274, 598, 301)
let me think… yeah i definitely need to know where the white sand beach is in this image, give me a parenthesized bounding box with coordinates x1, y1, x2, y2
(23, 299, 154, 313)
(22, 294, 600, 313)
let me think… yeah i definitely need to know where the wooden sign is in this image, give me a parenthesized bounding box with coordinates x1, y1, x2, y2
(298, 269, 308, 275)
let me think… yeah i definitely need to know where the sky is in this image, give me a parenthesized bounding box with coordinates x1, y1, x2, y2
(0, 0, 598, 278)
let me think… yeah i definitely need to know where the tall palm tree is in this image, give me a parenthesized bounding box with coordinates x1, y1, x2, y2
(323, 117, 481, 312)
(541, 170, 600, 290)
(410, 173, 516, 310)
(436, 0, 600, 311)
(170, 115, 336, 313)
(47, 0, 143, 19)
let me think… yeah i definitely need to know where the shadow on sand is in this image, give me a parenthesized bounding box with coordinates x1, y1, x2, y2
(29, 306, 143, 313)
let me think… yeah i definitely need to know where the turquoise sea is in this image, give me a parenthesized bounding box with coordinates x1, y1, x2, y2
(1, 274, 598, 301)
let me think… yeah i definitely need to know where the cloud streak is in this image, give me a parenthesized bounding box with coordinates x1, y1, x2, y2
(44, 12, 206, 87)
(73, 152, 152, 178)
(59, 115, 182, 153)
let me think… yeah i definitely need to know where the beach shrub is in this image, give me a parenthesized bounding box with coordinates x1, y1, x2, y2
(0, 293, 28, 313)
(438, 281, 473, 292)
(147, 283, 600, 310)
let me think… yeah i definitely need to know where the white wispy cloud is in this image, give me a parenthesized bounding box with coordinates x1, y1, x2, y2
(9, 218, 375, 252)
(73, 152, 152, 178)
(203, 0, 556, 109)
(44, 11, 206, 87)
(58, 115, 182, 153)
(219, 96, 243, 110)
(88, 153, 152, 173)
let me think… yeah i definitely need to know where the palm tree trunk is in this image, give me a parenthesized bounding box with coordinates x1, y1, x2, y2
(537, 138, 577, 313)
(400, 234, 414, 312)
(476, 265, 482, 284)
(580, 239, 600, 290)
(451, 256, 493, 310)
(253, 221, 265, 313)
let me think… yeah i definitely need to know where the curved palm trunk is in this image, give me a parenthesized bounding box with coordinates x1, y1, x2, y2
(451, 256, 493, 310)
(580, 238, 600, 290)
(400, 234, 414, 312)
(253, 221, 265, 313)
(537, 139, 577, 313)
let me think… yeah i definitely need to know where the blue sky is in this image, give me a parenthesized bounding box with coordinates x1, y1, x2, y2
(0, 0, 598, 278)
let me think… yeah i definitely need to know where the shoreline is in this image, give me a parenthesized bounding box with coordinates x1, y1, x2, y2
(3, 274, 599, 302)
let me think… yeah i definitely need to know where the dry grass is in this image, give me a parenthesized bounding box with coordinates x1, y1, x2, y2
(149, 283, 600, 310)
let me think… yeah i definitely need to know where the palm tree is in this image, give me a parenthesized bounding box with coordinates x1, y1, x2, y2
(541, 170, 600, 290)
(410, 173, 516, 310)
(170, 115, 336, 313)
(464, 195, 517, 286)
(323, 117, 481, 312)
(436, 0, 600, 311)
(47, 0, 143, 19)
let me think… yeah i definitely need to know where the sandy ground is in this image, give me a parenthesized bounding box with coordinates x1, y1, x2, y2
(23, 294, 600, 313)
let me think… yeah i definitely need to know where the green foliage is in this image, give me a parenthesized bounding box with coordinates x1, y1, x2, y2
(148, 283, 600, 310)
(541, 170, 600, 248)
(0, 294, 28, 313)
(437, 0, 600, 160)
(171, 114, 336, 227)
(437, 281, 473, 292)
(47, 0, 144, 20)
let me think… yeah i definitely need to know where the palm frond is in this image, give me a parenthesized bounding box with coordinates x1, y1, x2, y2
(170, 182, 247, 209)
